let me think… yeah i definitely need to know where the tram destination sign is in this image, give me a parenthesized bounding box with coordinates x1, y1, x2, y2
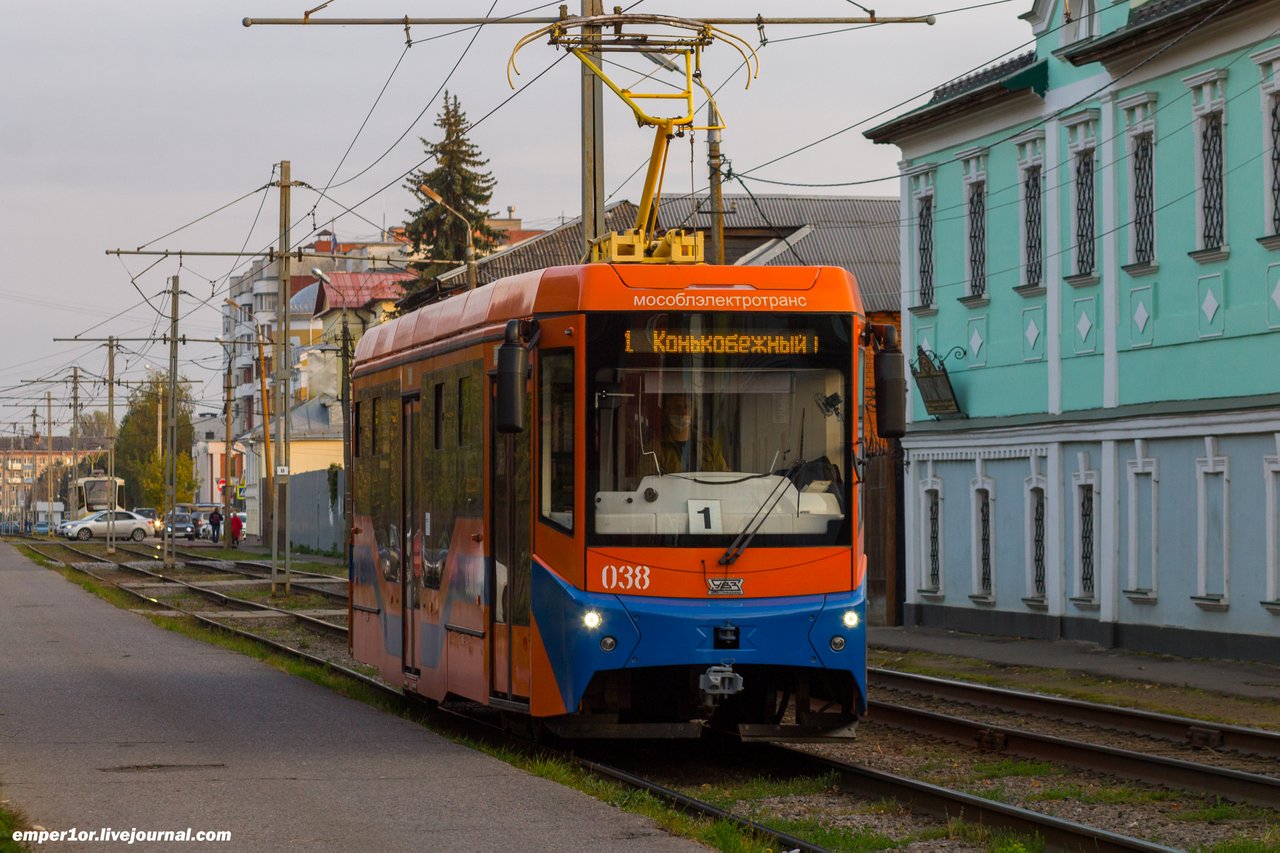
(625, 328, 820, 356)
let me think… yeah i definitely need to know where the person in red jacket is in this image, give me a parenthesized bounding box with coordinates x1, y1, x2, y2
(230, 512, 244, 548)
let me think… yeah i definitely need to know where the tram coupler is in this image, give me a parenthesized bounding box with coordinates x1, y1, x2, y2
(699, 664, 744, 705)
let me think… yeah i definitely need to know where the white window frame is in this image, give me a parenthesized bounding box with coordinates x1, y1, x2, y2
(1071, 452, 1100, 604)
(970, 460, 996, 601)
(1124, 439, 1159, 599)
(909, 166, 938, 307)
(1023, 456, 1047, 603)
(1064, 110, 1100, 280)
(1194, 436, 1230, 608)
(959, 147, 989, 299)
(1184, 68, 1229, 253)
(1062, 0, 1099, 46)
(1014, 129, 1046, 290)
(918, 461, 944, 596)
(1119, 92, 1158, 266)
(1252, 46, 1280, 239)
(1264, 434, 1280, 609)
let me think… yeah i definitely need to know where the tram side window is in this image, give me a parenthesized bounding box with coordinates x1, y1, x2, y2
(353, 401, 362, 457)
(539, 350, 574, 532)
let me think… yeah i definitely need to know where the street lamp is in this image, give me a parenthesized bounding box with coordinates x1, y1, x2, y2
(418, 185, 478, 290)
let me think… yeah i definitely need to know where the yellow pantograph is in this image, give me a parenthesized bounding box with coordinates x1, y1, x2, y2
(509, 14, 759, 264)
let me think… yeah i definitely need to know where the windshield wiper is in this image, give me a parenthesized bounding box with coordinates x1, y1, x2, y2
(718, 459, 800, 566)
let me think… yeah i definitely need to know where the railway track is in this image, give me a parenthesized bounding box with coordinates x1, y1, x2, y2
(870, 667, 1280, 759)
(3, 535, 1259, 849)
(22, 539, 347, 638)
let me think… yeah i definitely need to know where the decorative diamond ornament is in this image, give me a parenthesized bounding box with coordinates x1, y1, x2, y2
(1201, 288, 1219, 322)
(1076, 310, 1093, 341)
(1271, 279, 1280, 311)
(1025, 318, 1040, 348)
(1133, 301, 1150, 333)
(921, 335, 932, 354)
(969, 327, 984, 357)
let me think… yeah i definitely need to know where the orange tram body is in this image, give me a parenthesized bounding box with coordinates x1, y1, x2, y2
(349, 263, 898, 739)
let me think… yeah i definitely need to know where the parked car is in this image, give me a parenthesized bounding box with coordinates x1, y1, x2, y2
(34, 521, 51, 535)
(165, 513, 196, 541)
(63, 510, 151, 542)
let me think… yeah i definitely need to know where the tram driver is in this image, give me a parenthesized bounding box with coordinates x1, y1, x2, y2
(645, 395, 728, 475)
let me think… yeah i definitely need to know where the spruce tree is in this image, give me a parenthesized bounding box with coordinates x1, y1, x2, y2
(403, 92, 501, 289)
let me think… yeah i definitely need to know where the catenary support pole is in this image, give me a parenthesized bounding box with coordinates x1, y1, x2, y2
(107, 338, 116, 554)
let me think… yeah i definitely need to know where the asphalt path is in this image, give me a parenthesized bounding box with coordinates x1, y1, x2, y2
(0, 543, 703, 852)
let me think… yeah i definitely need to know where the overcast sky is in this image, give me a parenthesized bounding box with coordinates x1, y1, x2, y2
(0, 0, 1031, 432)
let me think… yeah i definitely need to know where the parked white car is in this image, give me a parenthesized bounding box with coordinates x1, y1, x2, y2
(63, 510, 151, 542)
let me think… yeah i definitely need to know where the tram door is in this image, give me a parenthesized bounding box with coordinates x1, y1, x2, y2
(489, 379, 530, 701)
(401, 395, 421, 675)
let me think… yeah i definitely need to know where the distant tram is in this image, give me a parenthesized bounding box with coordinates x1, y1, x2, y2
(75, 474, 125, 515)
(349, 263, 902, 739)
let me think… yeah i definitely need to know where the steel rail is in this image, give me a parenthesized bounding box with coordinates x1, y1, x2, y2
(868, 701, 1280, 809)
(764, 745, 1180, 853)
(575, 757, 826, 853)
(51, 540, 349, 638)
(870, 667, 1280, 759)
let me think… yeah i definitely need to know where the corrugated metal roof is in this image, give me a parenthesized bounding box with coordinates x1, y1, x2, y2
(437, 202, 639, 288)
(660, 194, 900, 313)
(314, 270, 416, 314)
(435, 195, 900, 313)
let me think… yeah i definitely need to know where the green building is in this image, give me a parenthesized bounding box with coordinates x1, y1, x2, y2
(866, 0, 1280, 660)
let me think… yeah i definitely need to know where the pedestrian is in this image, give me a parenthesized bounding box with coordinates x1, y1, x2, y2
(229, 512, 243, 548)
(209, 509, 223, 544)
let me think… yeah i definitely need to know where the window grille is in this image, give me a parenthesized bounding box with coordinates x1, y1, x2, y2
(1076, 151, 1095, 275)
(928, 490, 941, 590)
(1080, 486, 1095, 597)
(968, 182, 987, 296)
(1272, 96, 1280, 235)
(918, 197, 935, 305)
(1133, 134, 1155, 264)
(978, 490, 992, 594)
(1024, 166, 1043, 287)
(1202, 112, 1224, 249)
(1033, 488, 1046, 596)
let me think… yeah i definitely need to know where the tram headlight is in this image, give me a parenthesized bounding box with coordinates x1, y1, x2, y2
(842, 610, 860, 630)
(582, 610, 603, 630)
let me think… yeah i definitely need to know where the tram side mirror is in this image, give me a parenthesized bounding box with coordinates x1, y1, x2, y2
(872, 325, 906, 440)
(496, 321, 529, 433)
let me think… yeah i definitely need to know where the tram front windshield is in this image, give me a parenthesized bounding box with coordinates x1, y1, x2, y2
(588, 312, 853, 549)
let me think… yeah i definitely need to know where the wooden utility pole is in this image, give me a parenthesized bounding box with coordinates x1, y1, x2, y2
(223, 342, 234, 545)
(45, 393, 53, 536)
(273, 159, 294, 595)
(70, 367, 79, 518)
(340, 308, 352, 564)
(107, 338, 117, 553)
(164, 275, 180, 570)
(256, 322, 273, 548)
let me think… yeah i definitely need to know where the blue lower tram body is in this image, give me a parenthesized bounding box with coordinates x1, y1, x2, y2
(531, 561, 867, 728)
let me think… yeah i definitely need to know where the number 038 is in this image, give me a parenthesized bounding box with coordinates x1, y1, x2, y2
(600, 564, 651, 591)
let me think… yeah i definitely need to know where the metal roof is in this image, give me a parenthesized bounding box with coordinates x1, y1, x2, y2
(314, 270, 416, 314)
(434, 195, 901, 314)
(659, 194, 900, 313)
(436, 202, 640, 289)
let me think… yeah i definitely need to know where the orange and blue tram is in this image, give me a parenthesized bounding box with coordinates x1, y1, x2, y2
(349, 263, 902, 739)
